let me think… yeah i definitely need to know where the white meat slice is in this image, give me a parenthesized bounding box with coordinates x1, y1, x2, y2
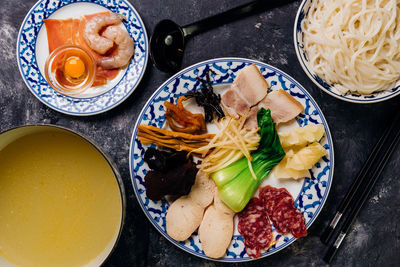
(243, 105, 259, 129)
(244, 90, 304, 128)
(213, 191, 235, 217)
(221, 64, 269, 118)
(198, 205, 234, 258)
(166, 196, 204, 241)
(189, 171, 216, 208)
(258, 90, 304, 124)
(166, 171, 216, 242)
(221, 86, 251, 118)
(232, 64, 269, 106)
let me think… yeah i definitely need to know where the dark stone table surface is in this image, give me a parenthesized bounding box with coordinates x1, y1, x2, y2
(1, 0, 399, 266)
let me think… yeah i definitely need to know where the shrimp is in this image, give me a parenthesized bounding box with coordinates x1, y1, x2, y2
(83, 12, 125, 54)
(97, 25, 134, 69)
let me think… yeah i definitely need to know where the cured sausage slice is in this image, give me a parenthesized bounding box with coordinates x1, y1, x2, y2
(238, 186, 307, 258)
(259, 185, 292, 215)
(238, 198, 273, 258)
(260, 185, 307, 238)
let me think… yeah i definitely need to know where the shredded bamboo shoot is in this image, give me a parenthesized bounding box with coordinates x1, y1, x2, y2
(193, 115, 260, 174)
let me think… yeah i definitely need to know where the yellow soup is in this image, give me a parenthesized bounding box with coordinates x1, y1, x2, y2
(0, 129, 122, 267)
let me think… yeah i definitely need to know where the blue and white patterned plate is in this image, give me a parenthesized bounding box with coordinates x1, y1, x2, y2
(17, 0, 148, 116)
(129, 58, 334, 262)
(294, 0, 400, 104)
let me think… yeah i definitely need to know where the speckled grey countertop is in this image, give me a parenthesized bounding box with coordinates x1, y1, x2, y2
(1, 0, 399, 266)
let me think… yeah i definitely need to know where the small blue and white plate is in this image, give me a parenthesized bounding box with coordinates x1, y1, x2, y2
(294, 0, 400, 103)
(17, 0, 148, 116)
(129, 58, 334, 262)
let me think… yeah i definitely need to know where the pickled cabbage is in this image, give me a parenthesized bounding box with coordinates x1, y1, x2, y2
(273, 124, 326, 180)
(278, 124, 325, 148)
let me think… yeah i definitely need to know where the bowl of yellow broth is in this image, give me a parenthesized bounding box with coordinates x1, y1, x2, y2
(0, 125, 125, 267)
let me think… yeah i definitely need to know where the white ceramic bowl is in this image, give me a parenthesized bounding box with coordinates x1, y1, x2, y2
(293, 0, 400, 103)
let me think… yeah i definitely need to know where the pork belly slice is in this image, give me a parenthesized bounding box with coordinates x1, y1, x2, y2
(259, 90, 304, 123)
(243, 106, 259, 129)
(221, 85, 251, 118)
(233, 64, 269, 106)
(221, 64, 269, 117)
(244, 90, 304, 129)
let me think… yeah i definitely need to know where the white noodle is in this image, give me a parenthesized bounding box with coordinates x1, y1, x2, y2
(301, 0, 400, 94)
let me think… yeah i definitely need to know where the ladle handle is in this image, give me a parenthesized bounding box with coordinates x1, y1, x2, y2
(182, 0, 295, 38)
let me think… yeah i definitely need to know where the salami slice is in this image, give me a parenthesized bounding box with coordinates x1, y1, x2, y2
(270, 198, 293, 234)
(259, 185, 292, 215)
(260, 185, 307, 239)
(238, 186, 307, 258)
(238, 198, 273, 258)
(285, 205, 307, 238)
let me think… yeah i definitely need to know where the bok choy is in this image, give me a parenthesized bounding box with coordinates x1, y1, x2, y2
(211, 108, 285, 212)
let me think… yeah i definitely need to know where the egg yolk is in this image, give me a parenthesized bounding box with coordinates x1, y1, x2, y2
(64, 57, 85, 79)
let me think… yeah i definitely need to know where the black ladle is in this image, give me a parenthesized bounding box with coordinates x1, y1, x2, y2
(150, 0, 295, 73)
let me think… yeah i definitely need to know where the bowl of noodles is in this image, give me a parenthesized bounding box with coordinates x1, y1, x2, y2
(294, 0, 400, 103)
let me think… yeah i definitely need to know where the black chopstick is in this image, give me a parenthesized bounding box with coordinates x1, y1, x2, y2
(320, 111, 399, 244)
(323, 111, 400, 263)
